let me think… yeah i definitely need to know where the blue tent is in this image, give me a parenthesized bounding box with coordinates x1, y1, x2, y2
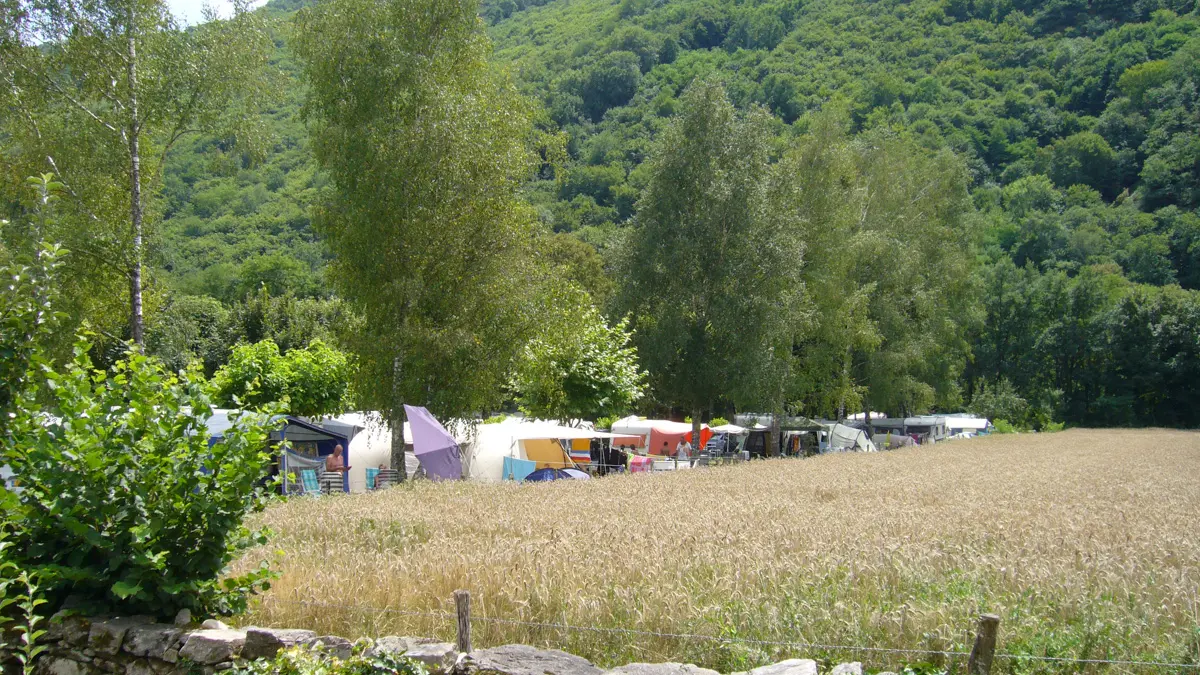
(205, 410, 352, 493)
(524, 468, 589, 482)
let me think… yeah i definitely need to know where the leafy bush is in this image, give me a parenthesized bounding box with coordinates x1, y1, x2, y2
(482, 414, 508, 424)
(992, 419, 1019, 434)
(214, 338, 352, 417)
(969, 379, 1029, 429)
(1042, 421, 1066, 433)
(710, 416, 729, 427)
(1, 338, 279, 617)
(234, 646, 428, 675)
(0, 534, 49, 675)
(0, 235, 65, 439)
(594, 415, 616, 430)
(509, 297, 646, 425)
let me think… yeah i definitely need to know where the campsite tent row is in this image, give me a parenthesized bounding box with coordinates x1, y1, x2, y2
(863, 415, 990, 440)
(608, 415, 716, 454)
(205, 410, 646, 491)
(335, 413, 643, 487)
(733, 413, 878, 454)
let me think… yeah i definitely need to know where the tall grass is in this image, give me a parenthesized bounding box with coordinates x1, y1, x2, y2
(232, 429, 1200, 673)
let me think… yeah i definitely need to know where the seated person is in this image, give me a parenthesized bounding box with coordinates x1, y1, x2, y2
(373, 463, 387, 489)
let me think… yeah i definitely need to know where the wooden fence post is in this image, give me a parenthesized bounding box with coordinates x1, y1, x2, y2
(454, 589, 472, 654)
(967, 613, 1000, 675)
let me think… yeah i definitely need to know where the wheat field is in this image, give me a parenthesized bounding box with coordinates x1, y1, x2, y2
(231, 429, 1200, 673)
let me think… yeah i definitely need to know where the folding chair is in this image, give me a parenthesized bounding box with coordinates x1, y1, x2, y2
(299, 469, 321, 495)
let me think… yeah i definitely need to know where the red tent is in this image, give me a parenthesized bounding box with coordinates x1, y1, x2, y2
(647, 424, 712, 456)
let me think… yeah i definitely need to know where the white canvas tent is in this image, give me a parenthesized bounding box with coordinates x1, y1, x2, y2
(822, 423, 877, 452)
(847, 411, 887, 421)
(462, 418, 639, 481)
(326, 413, 644, 486)
(331, 412, 418, 491)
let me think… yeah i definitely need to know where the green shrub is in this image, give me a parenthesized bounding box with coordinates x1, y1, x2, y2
(594, 415, 616, 430)
(710, 416, 729, 427)
(0, 535, 49, 675)
(482, 414, 508, 424)
(2, 338, 279, 617)
(992, 419, 1019, 434)
(1042, 420, 1066, 432)
(234, 646, 429, 675)
(968, 378, 1029, 429)
(213, 338, 352, 417)
(0, 237, 65, 440)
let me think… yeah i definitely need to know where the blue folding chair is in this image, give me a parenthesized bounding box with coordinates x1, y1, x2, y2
(299, 469, 321, 495)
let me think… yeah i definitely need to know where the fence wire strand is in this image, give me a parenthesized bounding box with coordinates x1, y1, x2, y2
(267, 599, 1200, 669)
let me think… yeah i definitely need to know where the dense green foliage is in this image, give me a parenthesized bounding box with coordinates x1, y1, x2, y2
(510, 293, 647, 424)
(0, 533, 48, 675)
(621, 79, 804, 429)
(3, 342, 278, 616)
(0, 0, 275, 344)
(6, 0, 1200, 427)
(780, 115, 976, 418)
(146, 289, 350, 376)
(0, 209, 278, 616)
(214, 338, 351, 417)
(0, 178, 65, 438)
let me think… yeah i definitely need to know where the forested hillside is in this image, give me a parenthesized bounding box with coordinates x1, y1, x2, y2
(9, 0, 1200, 426)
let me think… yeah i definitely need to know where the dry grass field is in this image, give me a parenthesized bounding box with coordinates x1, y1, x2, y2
(232, 429, 1200, 673)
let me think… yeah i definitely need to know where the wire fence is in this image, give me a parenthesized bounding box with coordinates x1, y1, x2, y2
(262, 598, 1200, 671)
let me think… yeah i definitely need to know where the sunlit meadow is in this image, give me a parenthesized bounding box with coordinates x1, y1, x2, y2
(233, 429, 1200, 673)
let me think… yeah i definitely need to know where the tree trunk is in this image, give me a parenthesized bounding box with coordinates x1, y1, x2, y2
(864, 401, 874, 437)
(391, 355, 408, 481)
(767, 408, 781, 458)
(126, 16, 144, 346)
(390, 405, 408, 482)
(691, 408, 702, 458)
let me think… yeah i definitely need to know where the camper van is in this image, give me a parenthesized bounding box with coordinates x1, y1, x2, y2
(867, 416, 949, 443)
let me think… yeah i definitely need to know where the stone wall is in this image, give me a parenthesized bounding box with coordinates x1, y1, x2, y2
(5, 615, 891, 675)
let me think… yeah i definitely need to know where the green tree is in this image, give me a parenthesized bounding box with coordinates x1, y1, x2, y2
(0, 176, 66, 438)
(229, 288, 351, 355)
(968, 378, 1030, 428)
(294, 0, 544, 476)
(0, 0, 273, 344)
(1117, 59, 1171, 107)
(510, 292, 646, 425)
(1, 212, 276, 615)
(1046, 132, 1118, 197)
(779, 115, 975, 421)
(213, 338, 351, 417)
(580, 52, 642, 122)
(146, 295, 234, 375)
(621, 79, 805, 446)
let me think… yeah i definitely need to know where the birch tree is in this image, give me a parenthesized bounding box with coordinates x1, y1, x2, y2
(779, 114, 976, 423)
(0, 0, 272, 344)
(620, 78, 806, 447)
(294, 0, 544, 477)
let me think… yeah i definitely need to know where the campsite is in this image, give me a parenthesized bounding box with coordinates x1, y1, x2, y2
(231, 428, 1200, 672)
(226, 407, 975, 495)
(5, 1, 1200, 674)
